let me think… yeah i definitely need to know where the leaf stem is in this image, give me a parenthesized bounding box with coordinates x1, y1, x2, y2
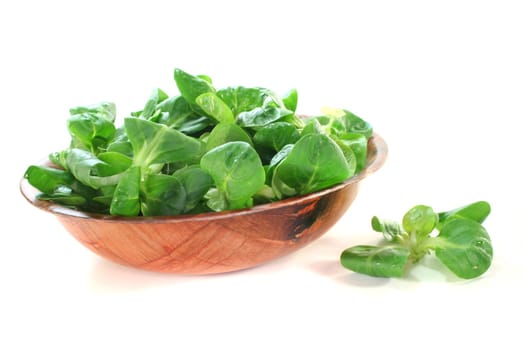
(396, 230, 430, 263)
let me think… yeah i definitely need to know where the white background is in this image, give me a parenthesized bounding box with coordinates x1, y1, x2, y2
(2, 0, 524, 349)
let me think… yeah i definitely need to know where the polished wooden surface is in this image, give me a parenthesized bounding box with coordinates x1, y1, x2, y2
(20, 134, 387, 274)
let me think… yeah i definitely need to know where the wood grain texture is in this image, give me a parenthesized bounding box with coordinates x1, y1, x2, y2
(20, 134, 387, 274)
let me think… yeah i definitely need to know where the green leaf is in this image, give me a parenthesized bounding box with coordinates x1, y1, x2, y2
(334, 133, 368, 173)
(203, 188, 228, 212)
(156, 95, 212, 135)
(172, 166, 214, 213)
(272, 133, 351, 195)
(280, 113, 305, 129)
(174, 68, 215, 112)
(253, 184, 276, 204)
(141, 88, 169, 119)
(253, 122, 300, 152)
(333, 109, 373, 138)
(270, 170, 297, 199)
(69, 101, 116, 123)
(237, 106, 282, 128)
(24, 164, 103, 210)
(67, 106, 116, 153)
(301, 118, 326, 136)
(49, 149, 68, 169)
(402, 205, 438, 237)
(157, 95, 191, 117)
(37, 189, 87, 207)
(205, 122, 253, 152)
(169, 115, 212, 136)
(282, 88, 298, 112)
(96, 152, 132, 176)
(140, 174, 186, 216)
(197, 74, 213, 84)
(217, 86, 268, 116)
(91, 186, 116, 207)
(332, 136, 358, 175)
(200, 141, 265, 210)
(340, 245, 410, 278)
(106, 127, 133, 157)
(437, 201, 491, 230)
(124, 117, 203, 168)
(266, 143, 294, 187)
(110, 166, 141, 216)
(24, 165, 74, 194)
(433, 218, 493, 279)
(64, 148, 123, 189)
(371, 216, 403, 241)
(195, 92, 235, 124)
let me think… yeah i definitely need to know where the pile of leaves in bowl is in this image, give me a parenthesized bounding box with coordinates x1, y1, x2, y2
(24, 68, 373, 216)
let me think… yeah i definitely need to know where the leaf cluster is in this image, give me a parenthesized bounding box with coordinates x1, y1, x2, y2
(25, 68, 373, 216)
(340, 201, 493, 279)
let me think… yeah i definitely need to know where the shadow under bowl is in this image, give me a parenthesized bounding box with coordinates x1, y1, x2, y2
(20, 134, 387, 275)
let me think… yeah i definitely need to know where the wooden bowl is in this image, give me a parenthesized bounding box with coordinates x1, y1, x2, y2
(20, 134, 387, 274)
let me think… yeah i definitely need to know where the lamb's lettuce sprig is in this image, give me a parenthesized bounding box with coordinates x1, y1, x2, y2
(340, 201, 493, 279)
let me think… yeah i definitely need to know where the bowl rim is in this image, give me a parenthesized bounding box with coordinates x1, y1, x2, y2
(20, 133, 387, 223)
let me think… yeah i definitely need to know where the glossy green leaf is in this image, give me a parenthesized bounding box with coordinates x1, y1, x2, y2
(174, 68, 215, 111)
(272, 133, 351, 195)
(141, 174, 186, 216)
(67, 107, 116, 153)
(69, 101, 116, 123)
(340, 245, 410, 278)
(172, 166, 214, 213)
(37, 189, 87, 207)
(124, 117, 203, 168)
(181, 117, 213, 135)
(200, 141, 265, 210)
(24, 165, 100, 209)
(253, 184, 276, 204)
(155, 95, 212, 135)
(332, 136, 358, 176)
(49, 149, 68, 169)
(253, 122, 300, 152)
(301, 118, 326, 136)
(26, 162, 100, 208)
(24, 165, 74, 194)
(280, 113, 305, 129)
(106, 127, 133, 157)
(402, 205, 438, 237)
(91, 185, 116, 207)
(197, 74, 212, 83)
(437, 201, 491, 230)
(237, 106, 282, 128)
(266, 144, 294, 187)
(203, 188, 228, 212)
(434, 218, 493, 279)
(157, 95, 191, 117)
(335, 133, 368, 173)
(333, 109, 373, 138)
(110, 166, 141, 216)
(270, 170, 298, 199)
(216, 86, 266, 117)
(205, 123, 253, 151)
(371, 216, 403, 241)
(96, 152, 132, 176)
(141, 88, 169, 119)
(282, 88, 298, 112)
(195, 92, 235, 124)
(64, 148, 123, 189)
